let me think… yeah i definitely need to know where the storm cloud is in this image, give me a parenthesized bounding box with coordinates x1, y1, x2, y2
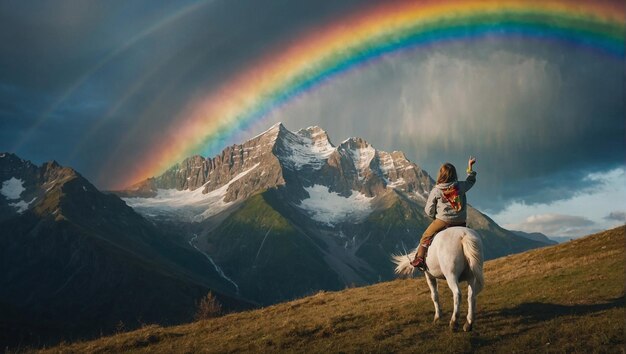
(270, 40, 624, 212)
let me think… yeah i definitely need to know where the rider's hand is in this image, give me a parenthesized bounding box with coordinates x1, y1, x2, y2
(468, 156, 476, 168)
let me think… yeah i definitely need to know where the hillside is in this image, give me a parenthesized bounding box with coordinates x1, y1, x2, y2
(43, 226, 625, 353)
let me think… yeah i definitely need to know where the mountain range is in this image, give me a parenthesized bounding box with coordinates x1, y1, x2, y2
(0, 153, 248, 348)
(117, 123, 550, 304)
(1, 123, 551, 348)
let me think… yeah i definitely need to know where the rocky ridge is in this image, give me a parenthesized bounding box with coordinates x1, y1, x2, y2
(121, 123, 433, 222)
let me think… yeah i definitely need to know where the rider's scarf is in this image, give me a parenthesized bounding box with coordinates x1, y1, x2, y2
(442, 184, 462, 211)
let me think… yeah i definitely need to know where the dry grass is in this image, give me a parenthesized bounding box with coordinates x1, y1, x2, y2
(40, 226, 625, 353)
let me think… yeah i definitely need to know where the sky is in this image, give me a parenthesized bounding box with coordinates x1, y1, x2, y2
(0, 0, 624, 238)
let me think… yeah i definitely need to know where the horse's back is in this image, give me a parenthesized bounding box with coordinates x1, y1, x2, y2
(427, 227, 481, 281)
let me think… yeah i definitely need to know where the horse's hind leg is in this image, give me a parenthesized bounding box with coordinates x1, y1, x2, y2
(425, 272, 441, 323)
(445, 276, 462, 331)
(464, 279, 478, 332)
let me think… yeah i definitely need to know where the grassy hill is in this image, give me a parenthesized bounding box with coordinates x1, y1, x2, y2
(39, 226, 624, 353)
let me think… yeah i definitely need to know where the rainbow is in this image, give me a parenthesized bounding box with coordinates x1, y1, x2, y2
(121, 0, 624, 187)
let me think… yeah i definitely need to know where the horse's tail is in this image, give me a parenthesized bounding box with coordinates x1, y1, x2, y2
(392, 249, 417, 276)
(461, 230, 484, 293)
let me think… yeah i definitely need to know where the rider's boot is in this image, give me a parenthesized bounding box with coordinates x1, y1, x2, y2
(410, 242, 429, 271)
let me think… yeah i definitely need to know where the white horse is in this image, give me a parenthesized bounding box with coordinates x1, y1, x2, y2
(392, 227, 484, 331)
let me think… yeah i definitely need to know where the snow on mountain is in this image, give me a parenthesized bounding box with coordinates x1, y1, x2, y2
(1, 177, 25, 199)
(377, 151, 396, 174)
(9, 198, 35, 213)
(124, 163, 260, 221)
(386, 178, 406, 189)
(1, 177, 35, 213)
(343, 139, 375, 181)
(276, 126, 334, 170)
(298, 185, 374, 226)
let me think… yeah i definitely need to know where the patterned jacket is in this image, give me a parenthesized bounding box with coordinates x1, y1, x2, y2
(424, 171, 477, 224)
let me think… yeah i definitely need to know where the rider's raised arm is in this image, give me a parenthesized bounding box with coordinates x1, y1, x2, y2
(460, 170, 477, 193)
(460, 156, 477, 193)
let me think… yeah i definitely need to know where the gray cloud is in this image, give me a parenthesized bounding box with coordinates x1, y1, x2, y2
(505, 213, 598, 237)
(605, 211, 626, 222)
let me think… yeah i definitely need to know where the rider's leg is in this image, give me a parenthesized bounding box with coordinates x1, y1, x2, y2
(411, 219, 447, 269)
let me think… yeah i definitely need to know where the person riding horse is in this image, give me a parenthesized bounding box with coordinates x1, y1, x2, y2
(410, 157, 477, 271)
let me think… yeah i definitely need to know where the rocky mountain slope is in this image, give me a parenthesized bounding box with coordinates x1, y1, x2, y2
(119, 123, 550, 305)
(0, 153, 249, 349)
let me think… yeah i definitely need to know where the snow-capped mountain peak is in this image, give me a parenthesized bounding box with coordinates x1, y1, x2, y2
(338, 137, 376, 180)
(274, 125, 335, 171)
(119, 124, 433, 223)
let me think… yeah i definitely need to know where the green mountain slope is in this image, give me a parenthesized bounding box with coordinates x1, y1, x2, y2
(203, 193, 344, 305)
(46, 226, 625, 353)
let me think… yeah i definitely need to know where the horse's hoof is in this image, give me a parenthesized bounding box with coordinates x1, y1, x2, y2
(449, 321, 458, 331)
(432, 317, 439, 324)
(463, 322, 473, 332)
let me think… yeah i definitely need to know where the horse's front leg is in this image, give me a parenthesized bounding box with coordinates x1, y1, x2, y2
(424, 272, 441, 323)
(445, 276, 461, 331)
